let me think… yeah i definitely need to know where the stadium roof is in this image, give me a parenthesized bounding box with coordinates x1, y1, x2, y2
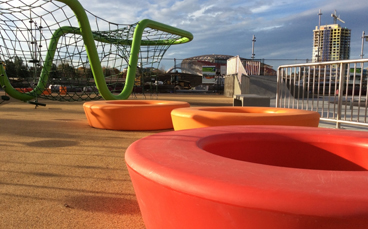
(183, 54, 248, 63)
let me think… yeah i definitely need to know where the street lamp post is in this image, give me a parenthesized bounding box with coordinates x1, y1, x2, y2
(360, 31, 368, 59)
(317, 9, 322, 62)
(251, 35, 256, 60)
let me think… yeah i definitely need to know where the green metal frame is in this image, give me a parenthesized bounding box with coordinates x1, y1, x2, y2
(0, 0, 193, 101)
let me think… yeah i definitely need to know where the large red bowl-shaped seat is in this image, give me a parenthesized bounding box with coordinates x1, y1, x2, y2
(83, 100, 189, 130)
(171, 106, 320, 130)
(126, 125, 368, 229)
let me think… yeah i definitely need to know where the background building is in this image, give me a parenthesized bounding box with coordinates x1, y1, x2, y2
(312, 24, 351, 62)
(181, 54, 276, 84)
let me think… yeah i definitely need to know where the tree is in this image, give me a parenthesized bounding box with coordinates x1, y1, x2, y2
(77, 66, 93, 79)
(14, 56, 29, 79)
(5, 59, 16, 78)
(50, 64, 60, 79)
(57, 63, 76, 79)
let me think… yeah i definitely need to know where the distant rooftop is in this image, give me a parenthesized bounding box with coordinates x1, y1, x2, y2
(184, 54, 248, 63)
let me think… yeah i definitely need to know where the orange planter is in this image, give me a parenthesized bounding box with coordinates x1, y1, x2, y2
(126, 125, 368, 228)
(171, 106, 320, 130)
(83, 100, 190, 130)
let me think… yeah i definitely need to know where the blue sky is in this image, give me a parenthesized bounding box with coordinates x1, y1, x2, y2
(82, 0, 368, 70)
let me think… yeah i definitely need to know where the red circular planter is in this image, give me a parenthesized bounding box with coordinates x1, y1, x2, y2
(126, 125, 368, 229)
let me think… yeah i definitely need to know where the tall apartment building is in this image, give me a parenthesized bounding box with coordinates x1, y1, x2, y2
(312, 24, 351, 62)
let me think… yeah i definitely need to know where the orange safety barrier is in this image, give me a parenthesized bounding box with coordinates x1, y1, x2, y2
(42, 89, 52, 95)
(59, 86, 67, 94)
(125, 125, 368, 228)
(15, 88, 32, 93)
(83, 100, 190, 130)
(171, 106, 320, 130)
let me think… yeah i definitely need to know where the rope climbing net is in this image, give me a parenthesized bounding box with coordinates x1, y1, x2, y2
(0, 0, 192, 102)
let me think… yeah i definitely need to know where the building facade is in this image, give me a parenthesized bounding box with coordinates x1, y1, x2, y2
(312, 24, 351, 62)
(181, 54, 276, 84)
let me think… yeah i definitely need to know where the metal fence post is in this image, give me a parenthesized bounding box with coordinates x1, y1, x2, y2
(276, 68, 281, 107)
(336, 63, 346, 128)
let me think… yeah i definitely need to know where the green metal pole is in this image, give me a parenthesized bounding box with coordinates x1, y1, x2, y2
(0, 27, 79, 101)
(57, 1, 193, 100)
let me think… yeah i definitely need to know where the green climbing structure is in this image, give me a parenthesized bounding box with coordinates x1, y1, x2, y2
(0, 0, 193, 102)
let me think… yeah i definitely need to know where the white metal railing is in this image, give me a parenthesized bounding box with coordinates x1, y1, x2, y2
(276, 59, 368, 129)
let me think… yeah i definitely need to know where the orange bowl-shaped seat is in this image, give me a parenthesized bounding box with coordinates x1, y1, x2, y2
(83, 100, 190, 130)
(171, 106, 320, 130)
(126, 125, 368, 228)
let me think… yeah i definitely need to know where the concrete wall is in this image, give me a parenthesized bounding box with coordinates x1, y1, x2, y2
(248, 75, 277, 98)
(224, 74, 250, 97)
(224, 74, 235, 97)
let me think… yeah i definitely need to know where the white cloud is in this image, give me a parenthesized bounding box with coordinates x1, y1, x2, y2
(253, 24, 284, 32)
(5, 0, 365, 69)
(188, 4, 216, 19)
(251, 5, 271, 14)
(63, 0, 368, 62)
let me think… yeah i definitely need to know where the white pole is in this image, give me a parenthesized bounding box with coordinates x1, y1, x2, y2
(317, 9, 322, 62)
(361, 31, 365, 59)
(251, 35, 256, 60)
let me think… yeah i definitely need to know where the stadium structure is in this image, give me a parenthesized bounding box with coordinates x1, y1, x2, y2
(179, 54, 276, 85)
